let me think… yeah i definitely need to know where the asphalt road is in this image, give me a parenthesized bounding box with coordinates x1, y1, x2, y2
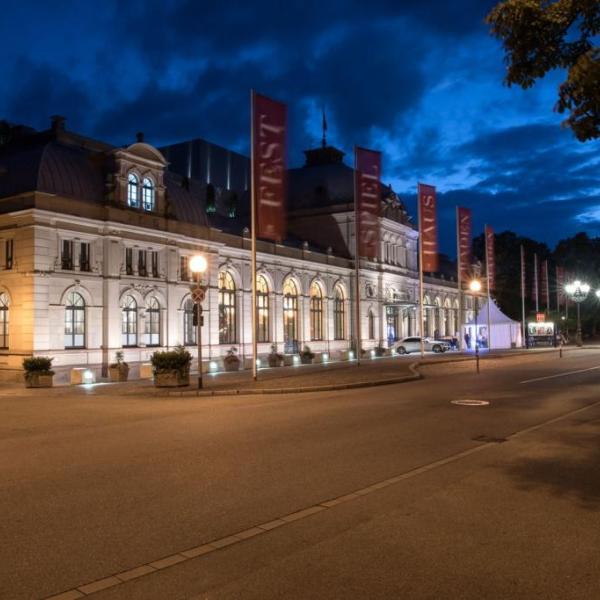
(2, 349, 600, 599)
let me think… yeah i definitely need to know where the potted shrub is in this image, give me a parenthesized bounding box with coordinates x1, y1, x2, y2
(223, 347, 241, 372)
(299, 345, 315, 365)
(108, 351, 129, 382)
(23, 356, 55, 388)
(151, 346, 191, 387)
(374, 346, 386, 357)
(267, 344, 284, 367)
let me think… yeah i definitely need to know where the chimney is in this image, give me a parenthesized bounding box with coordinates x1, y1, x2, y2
(136, 131, 144, 143)
(51, 115, 66, 132)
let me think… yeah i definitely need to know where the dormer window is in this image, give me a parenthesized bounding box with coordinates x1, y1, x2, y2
(128, 173, 139, 208)
(142, 177, 155, 211)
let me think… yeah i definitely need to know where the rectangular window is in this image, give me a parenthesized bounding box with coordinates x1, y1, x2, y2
(79, 242, 90, 272)
(61, 240, 73, 270)
(138, 250, 147, 277)
(125, 248, 133, 275)
(5, 239, 13, 270)
(180, 256, 189, 281)
(151, 251, 159, 278)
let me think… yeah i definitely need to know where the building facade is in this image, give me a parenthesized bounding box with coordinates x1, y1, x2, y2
(0, 117, 474, 381)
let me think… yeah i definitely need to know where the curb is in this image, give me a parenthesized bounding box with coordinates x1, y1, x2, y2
(164, 362, 423, 397)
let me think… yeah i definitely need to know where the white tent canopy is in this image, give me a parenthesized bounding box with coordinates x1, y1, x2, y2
(462, 299, 522, 350)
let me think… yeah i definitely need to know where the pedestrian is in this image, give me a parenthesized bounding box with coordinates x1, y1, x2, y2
(464, 331, 471, 350)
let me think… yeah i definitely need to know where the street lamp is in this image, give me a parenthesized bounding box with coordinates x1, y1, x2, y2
(564, 280, 589, 347)
(469, 279, 482, 374)
(190, 254, 208, 388)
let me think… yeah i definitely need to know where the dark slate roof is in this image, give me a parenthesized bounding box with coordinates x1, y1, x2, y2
(0, 137, 104, 203)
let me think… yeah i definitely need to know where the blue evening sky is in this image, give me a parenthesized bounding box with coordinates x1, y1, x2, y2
(1, 0, 598, 255)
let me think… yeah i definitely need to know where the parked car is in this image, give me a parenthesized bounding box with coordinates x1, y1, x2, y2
(393, 336, 451, 354)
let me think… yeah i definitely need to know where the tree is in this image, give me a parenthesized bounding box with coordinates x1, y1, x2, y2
(487, 0, 600, 141)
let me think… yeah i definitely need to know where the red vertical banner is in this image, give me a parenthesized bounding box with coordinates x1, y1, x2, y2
(354, 147, 381, 259)
(541, 259, 548, 308)
(418, 183, 438, 273)
(456, 207, 472, 282)
(252, 91, 287, 242)
(485, 225, 495, 292)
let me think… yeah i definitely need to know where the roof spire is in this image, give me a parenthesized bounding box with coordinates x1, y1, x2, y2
(321, 105, 327, 148)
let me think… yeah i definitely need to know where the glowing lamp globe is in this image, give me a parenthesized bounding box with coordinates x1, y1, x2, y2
(469, 279, 482, 293)
(190, 255, 208, 274)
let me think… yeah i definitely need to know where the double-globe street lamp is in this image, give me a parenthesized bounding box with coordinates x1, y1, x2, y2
(190, 254, 208, 389)
(564, 280, 590, 347)
(469, 278, 482, 374)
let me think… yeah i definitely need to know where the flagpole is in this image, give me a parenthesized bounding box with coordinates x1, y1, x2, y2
(521, 245, 526, 348)
(485, 225, 492, 352)
(534, 253, 539, 312)
(353, 147, 361, 366)
(456, 207, 463, 351)
(555, 265, 560, 313)
(250, 90, 258, 381)
(418, 183, 425, 358)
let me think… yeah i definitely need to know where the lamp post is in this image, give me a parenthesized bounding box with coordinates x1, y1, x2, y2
(469, 279, 482, 374)
(190, 254, 208, 389)
(564, 280, 589, 347)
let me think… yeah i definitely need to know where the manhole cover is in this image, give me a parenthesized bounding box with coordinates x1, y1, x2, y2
(451, 399, 490, 406)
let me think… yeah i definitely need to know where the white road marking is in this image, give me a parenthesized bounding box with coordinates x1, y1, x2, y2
(520, 365, 600, 384)
(451, 399, 490, 406)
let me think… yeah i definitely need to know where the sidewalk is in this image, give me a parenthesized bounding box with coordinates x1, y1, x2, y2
(0, 345, 579, 399)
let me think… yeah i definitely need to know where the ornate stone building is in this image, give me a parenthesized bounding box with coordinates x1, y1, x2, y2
(0, 117, 473, 381)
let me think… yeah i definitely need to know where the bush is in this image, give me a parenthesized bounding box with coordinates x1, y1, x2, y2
(151, 346, 191, 375)
(23, 356, 54, 375)
(224, 347, 240, 365)
(109, 350, 128, 369)
(300, 345, 315, 359)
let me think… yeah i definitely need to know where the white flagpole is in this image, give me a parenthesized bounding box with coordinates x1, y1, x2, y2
(456, 207, 463, 351)
(485, 226, 492, 352)
(521, 245, 526, 348)
(353, 148, 361, 366)
(418, 184, 425, 358)
(250, 90, 258, 381)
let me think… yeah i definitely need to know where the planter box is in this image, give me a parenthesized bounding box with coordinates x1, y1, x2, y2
(300, 356, 314, 365)
(109, 365, 129, 382)
(25, 373, 54, 388)
(267, 355, 284, 367)
(70, 368, 96, 385)
(139, 363, 153, 379)
(154, 371, 190, 387)
(224, 359, 240, 372)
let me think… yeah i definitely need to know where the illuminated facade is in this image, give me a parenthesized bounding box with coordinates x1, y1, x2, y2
(0, 117, 473, 380)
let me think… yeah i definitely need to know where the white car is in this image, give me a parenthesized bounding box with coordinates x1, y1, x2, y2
(393, 336, 450, 354)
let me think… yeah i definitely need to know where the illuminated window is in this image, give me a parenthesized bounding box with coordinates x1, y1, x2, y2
(310, 282, 323, 341)
(64, 291, 85, 348)
(218, 271, 236, 344)
(334, 285, 345, 340)
(283, 279, 298, 352)
(0, 292, 9, 348)
(142, 177, 155, 211)
(145, 297, 160, 346)
(127, 173, 139, 208)
(256, 275, 269, 343)
(122, 295, 137, 347)
(183, 298, 196, 346)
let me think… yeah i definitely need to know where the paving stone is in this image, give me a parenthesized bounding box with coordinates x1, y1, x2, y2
(45, 591, 85, 600)
(181, 544, 216, 558)
(149, 554, 187, 570)
(77, 576, 121, 594)
(115, 564, 156, 581)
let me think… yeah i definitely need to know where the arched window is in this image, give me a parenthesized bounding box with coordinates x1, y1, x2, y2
(183, 298, 196, 346)
(0, 292, 9, 349)
(334, 285, 345, 340)
(256, 275, 269, 343)
(283, 279, 298, 353)
(309, 282, 323, 341)
(218, 271, 236, 344)
(127, 173, 139, 208)
(368, 309, 375, 340)
(146, 297, 160, 346)
(142, 177, 155, 211)
(65, 291, 85, 348)
(122, 295, 137, 347)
